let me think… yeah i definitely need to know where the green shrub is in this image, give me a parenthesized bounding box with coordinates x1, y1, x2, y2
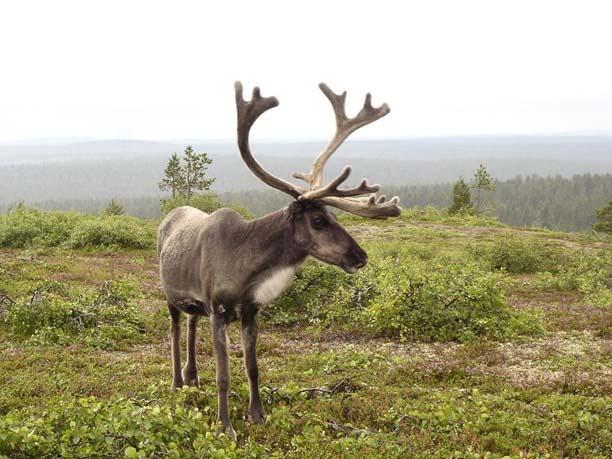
(352, 259, 542, 341)
(475, 236, 568, 274)
(162, 194, 254, 219)
(339, 206, 503, 228)
(3, 280, 148, 349)
(161, 194, 222, 214)
(66, 215, 155, 250)
(273, 253, 544, 342)
(0, 390, 252, 459)
(264, 261, 349, 326)
(533, 250, 611, 306)
(0, 206, 156, 250)
(0, 205, 81, 248)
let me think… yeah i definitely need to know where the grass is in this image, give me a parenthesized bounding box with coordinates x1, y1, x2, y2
(0, 211, 610, 458)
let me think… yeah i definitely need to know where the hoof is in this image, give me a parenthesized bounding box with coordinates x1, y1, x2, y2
(225, 425, 237, 442)
(216, 423, 237, 441)
(171, 379, 184, 390)
(248, 405, 267, 424)
(182, 376, 199, 387)
(182, 367, 199, 387)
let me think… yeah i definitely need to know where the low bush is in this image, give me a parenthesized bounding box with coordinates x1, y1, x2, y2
(474, 236, 568, 274)
(3, 280, 148, 349)
(1, 383, 608, 459)
(345, 259, 542, 341)
(0, 206, 156, 250)
(66, 215, 154, 250)
(272, 251, 544, 342)
(533, 250, 612, 306)
(339, 206, 503, 228)
(0, 390, 251, 459)
(161, 194, 254, 219)
(263, 262, 349, 327)
(0, 205, 81, 248)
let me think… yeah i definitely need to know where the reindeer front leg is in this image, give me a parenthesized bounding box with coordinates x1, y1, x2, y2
(210, 309, 236, 440)
(241, 305, 266, 423)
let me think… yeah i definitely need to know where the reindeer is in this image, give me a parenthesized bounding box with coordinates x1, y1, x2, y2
(157, 82, 401, 439)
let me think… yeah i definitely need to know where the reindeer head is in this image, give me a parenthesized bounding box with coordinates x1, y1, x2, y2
(235, 82, 401, 273)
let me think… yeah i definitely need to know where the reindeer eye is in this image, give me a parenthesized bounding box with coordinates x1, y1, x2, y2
(311, 216, 326, 228)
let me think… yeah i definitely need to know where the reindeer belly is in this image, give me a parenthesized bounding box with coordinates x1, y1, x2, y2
(251, 267, 296, 306)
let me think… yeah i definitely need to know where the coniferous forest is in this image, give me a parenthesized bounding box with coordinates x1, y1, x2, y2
(4, 173, 610, 232)
(219, 173, 612, 232)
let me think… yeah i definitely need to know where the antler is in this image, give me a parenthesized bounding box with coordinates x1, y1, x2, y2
(321, 194, 401, 219)
(292, 83, 400, 218)
(234, 81, 401, 219)
(235, 81, 305, 199)
(299, 166, 380, 200)
(292, 83, 390, 189)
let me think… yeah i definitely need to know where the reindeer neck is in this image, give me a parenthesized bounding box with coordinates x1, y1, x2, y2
(245, 207, 306, 272)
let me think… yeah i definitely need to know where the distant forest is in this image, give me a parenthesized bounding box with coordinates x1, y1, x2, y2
(1, 138, 610, 231)
(224, 173, 611, 231)
(2, 137, 611, 204)
(8, 174, 611, 232)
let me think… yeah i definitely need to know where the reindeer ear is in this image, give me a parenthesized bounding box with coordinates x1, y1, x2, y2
(287, 202, 316, 251)
(293, 219, 315, 252)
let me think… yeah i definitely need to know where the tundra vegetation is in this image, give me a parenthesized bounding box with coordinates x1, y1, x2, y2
(0, 207, 610, 458)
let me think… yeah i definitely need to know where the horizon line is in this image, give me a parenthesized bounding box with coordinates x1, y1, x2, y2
(3, 130, 612, 146)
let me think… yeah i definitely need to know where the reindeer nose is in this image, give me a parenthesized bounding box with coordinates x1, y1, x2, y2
(353, 248, 368, 269)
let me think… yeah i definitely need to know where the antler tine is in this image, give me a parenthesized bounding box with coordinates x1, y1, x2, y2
(320, 194, 401, 219)
(293, 83, 391, 189)
(235, 81, 305, 199)
(319, 83, 348, 127)
(299, 166, 380, 201)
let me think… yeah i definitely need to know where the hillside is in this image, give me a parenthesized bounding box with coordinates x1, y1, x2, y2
(0, 209, 610, 457)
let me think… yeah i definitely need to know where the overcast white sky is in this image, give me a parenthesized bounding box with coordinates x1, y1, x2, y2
(1, 0, 611, 142)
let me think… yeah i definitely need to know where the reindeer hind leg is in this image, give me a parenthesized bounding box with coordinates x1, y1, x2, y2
(182, 314, 200, 386)
(210, 308, 236, 440)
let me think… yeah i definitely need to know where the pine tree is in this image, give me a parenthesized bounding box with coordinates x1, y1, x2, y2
(470, 164, 496, 215)
(103, 199, 124, 216)
(449, 177, 472, 214)
(593, 200, 612, 234)
(182, 145, 215, 202)
(159, 153, 185, 198)
(159, 146, 216, 212)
